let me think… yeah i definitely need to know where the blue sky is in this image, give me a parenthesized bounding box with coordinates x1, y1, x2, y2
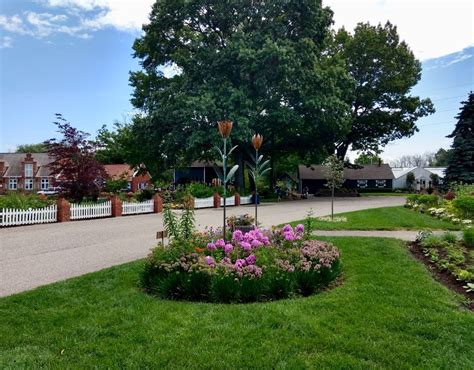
(0, 0, 473, 162)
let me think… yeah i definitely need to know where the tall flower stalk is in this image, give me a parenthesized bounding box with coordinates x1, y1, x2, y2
(215, 120, 239, 241)
(248, 134, 271, 227)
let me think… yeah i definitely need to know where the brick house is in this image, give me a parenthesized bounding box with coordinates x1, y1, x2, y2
(0, 153, 55, 194)
(103, 164, 152, 192)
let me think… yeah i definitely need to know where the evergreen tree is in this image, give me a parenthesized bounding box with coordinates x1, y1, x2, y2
(445, 92, 474, 184)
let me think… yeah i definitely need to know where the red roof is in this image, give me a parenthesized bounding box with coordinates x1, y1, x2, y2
(103, 164, 134, 181)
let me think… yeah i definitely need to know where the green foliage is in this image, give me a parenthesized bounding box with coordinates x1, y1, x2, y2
(406, 194, 439, 207)
(450, 183, 474, 196)
(323, 154, 345, 190)
(134, 188, 155, 202)
(406, 172, 416, 190)
(354, 153, 382, 165)
(445, 92, 474, 184)
(186, 182, 215, 198)
(129, 0, 353, 181)
(103, 177, 129, 194)
(162, 201, 196, 242)
(463, 228, 474, 248)
(15, 143, 47, 153)
(332, 22, 434, 157)
(0, 192, 53, 209)
(452, 195, 474, 219)
(430, 148, 451, 167)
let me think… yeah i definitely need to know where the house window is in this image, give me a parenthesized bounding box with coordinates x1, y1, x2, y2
(25, 163, 33, 177)
(357, 180, 368, 188)
(9, 178, 17, 190)
(25, 178, 33, 190)
(41, 178, 49, 190)
(375, 180, 387, 188)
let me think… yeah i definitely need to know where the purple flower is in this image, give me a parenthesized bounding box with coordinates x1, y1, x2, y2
(262, 236, 270, 245)
(232, 230, 243, 242)
(240, 241, 251, 251)
(221, 257, 231, 264)
(282, 224, 293, 233)
(284, 231, 295, 241)
(295, 224, 304, 233)
(224, 243, 233, 254)
(245, 254, 256, 265)
(235, 259, 246, 268)
(207, 242, 217, 250)
(215, 239, 226, 248)
(204, 256, 215, 266)
(251, 239, 262, 248)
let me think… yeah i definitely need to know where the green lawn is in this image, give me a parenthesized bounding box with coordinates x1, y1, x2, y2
(292, 206, 460, 230)
(1, 237, 472, 368)
(360, 192, 408, 197)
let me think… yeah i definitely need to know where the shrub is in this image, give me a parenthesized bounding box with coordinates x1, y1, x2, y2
(0, 192, 53, 209)
(463, 228, 474, 248)
(406, 194, 439, 207)
(140, 224, 341, 303)
(444, 192, 456, 201)
(187, 182, 215, 198)
(452, 195, 474, 219)
(135, 188, 155, 202)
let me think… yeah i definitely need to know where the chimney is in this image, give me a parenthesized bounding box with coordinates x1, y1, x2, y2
(0, 160, 4, 175)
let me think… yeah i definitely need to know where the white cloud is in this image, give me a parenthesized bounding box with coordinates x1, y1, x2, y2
(1, 0, 473, 60)
(0, 36, 13, 48)
(325, 0, 474, 60)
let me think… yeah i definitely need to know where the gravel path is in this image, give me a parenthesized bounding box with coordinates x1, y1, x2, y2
(0, 196, 405, 297)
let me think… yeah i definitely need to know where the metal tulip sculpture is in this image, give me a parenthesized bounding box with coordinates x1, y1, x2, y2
(248, 134, 271, 227)
(214, 120, 239, 241)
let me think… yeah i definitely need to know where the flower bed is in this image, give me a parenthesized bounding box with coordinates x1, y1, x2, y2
(410, 230, 474, 307)
(140, 224, 341, 303)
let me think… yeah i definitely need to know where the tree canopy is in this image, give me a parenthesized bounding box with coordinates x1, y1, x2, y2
(129, 0, 352, 186)
(332, 22, 434, 158)
(16, 143, 47, 153)
(445, 92, 474, 184)
(45, 114, 107, 202)
(354, 153, 382, 165)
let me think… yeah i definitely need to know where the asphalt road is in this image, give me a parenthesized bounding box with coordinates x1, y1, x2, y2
(0, 196, 405, 297)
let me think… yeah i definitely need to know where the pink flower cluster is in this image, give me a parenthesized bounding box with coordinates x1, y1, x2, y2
(232, 229, 270, 251)
(299, 240, 340, 271)
(279, 224, 304, 242)
(220, 254, 262, 278)
(207, 239, 234, 254)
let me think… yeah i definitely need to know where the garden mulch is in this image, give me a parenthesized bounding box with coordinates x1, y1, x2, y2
(409, 241, 473, 311)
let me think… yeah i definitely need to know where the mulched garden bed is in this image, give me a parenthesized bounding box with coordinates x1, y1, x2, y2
(409, 241, 473, 311)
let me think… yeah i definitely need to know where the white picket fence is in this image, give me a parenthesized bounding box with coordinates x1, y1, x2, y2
(70, 201, 112, 220)
(194, 196, 215, 209)
(122, 199, 154, 215)
(0, 205, 57, 227)
(220, 196, 235, 206)
(240, 195, 252, 205)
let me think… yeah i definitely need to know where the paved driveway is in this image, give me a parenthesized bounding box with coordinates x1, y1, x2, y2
(0, 196, 404, 297)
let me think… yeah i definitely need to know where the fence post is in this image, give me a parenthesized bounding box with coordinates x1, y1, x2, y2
(234, 193, 241, 206)
(153, 194, 163, 213)
(57, 197, 70, 222)
(110, 195, 122, 217)
(213, 192, 221, 208)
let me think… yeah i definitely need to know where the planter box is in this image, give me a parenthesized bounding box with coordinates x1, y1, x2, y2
(231, 225, 255, 233)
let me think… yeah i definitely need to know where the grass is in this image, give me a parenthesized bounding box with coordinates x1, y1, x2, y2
(1, 237, 473, 368)
(291, 206, 460, 230)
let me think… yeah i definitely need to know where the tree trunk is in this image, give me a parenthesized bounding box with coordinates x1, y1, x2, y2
(336, 142, 350, 160)
(234, 149, 245, 192)
(331, 185, 335, 220)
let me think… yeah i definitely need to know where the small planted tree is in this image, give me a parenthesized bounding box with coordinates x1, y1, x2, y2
(406, 172, 416, 192)
(45, 114, 107, 202)
(323, 154, 345, 220)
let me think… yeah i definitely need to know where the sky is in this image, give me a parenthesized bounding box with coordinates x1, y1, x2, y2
(0, 0, 473, 163)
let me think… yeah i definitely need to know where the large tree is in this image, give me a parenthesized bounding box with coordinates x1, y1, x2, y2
(445, 92, 474, 184)
(45, 114, 108, 202)
(332, 22, 434, 158)
(16, 143, 47, 153)
(129, 0, 352, 187)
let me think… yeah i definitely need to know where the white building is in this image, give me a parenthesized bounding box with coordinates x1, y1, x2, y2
(391, 167, 446, 190)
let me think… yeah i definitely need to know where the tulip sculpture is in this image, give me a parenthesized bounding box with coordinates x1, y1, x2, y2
(215, 120, 239, 241)
(248, 134, 271, 226)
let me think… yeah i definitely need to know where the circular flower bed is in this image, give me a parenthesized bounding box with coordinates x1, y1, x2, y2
(140, 224, 342, 303)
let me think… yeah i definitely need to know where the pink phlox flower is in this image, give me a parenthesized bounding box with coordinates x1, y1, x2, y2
(232, 230, 243, 242)
(215, 239, 226, 248)
(284, 231, 295, 241)
(245, 254, 256, 265)
(204, 256, 215, 266)
(282, 224, 293, 233)
(240, 241, 252, 251)
(251, 239, 262, 248)
(207, 242, 217, 250)
(295, 224, 304, 233)
(235, 259, 246, 268)
(224, 243, 233, 254)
